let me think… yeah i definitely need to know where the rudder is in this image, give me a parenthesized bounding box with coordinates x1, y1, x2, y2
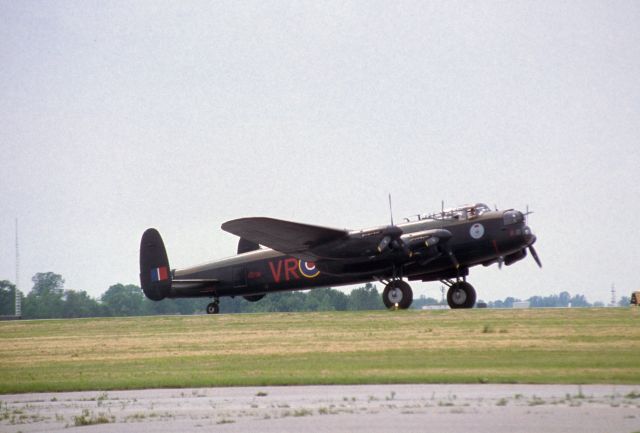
(139, 228, 171, 301)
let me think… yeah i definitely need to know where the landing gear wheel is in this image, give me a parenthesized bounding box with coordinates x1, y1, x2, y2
(206, 302, 220, 314)
(382, 280, 413, 310)
(447, 282, 476, 309)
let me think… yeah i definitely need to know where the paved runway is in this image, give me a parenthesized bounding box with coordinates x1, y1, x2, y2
(2, 384, 639, 433)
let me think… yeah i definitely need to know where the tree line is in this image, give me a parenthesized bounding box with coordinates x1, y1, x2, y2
(0, 272, 384, 319)
(0, 271, 629, 319)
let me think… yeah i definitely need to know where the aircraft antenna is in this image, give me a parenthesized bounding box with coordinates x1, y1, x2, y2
(524, 204, 534, 224)
(15, 218, 21, 317)
(388, 194, 394, 226)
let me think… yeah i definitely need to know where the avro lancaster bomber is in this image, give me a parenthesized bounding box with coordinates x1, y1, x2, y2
(140, 203, 540, 313)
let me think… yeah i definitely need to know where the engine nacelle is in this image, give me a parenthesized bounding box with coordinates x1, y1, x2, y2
(504, 249, 527, 266)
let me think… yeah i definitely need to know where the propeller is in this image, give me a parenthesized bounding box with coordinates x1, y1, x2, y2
(391, 238, 412, 257)
(529, 244, 542, 268)
(443, 244, 459, 270)
(377, 231, 413, 257)
(377, 236, 391, 253)
(376, 194, 413, 257)
(523, 204, 541, 268)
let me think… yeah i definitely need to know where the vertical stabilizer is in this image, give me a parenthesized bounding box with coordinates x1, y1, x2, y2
(139, 228, 171, 301)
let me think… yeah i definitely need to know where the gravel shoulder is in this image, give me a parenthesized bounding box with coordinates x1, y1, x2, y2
(2, 384, 640, 433)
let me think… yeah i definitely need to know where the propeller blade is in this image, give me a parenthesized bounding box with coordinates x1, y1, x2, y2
(498, 257, 504, 270)
(377, 236, 391, 253)
(390, 238, 412, 257)
(529, 245, 542, 268)
(401, 240, 412, 257)
(446, 247, 459, 269)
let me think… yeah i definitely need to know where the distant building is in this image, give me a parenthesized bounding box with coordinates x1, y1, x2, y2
(512, 301, 530, 309)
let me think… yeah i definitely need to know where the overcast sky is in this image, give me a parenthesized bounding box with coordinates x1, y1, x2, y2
(1, 1, 639, 304)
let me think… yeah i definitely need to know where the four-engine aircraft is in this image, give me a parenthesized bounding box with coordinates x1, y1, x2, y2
(140, 203, 540, 313)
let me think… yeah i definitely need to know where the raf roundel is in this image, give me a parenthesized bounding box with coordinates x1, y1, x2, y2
(470, 223, 485, 239)
(298, 260, 320, 278)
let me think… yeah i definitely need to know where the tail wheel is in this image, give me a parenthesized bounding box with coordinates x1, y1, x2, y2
(447, 282, 476, 309)
(382, 280, 413, 310)
(206, 302, 220, 314)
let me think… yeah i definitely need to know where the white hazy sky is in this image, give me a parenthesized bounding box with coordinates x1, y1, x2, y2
(1, 1, 639, 304)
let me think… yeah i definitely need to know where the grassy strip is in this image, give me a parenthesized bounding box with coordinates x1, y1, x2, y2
(1, 308, 639, 393)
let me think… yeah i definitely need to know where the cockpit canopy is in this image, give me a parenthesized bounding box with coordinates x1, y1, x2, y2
(443, 203, 491, 221)
(405, 203, 492, 222)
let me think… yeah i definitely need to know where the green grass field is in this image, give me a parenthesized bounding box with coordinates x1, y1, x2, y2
(1, 308, 639, 393)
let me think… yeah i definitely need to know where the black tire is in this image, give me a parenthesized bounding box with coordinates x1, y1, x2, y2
(206, 302, 220, 314)
(446, 282, 476, 309)
(382, 280, 413, 310)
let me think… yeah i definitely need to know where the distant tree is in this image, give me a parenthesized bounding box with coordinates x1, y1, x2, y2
(229, 291, 305, 313)
(22, 272, 66, 319)
(502, 297, 519, 308)
(348, 283, 384, 310)
(219, 296, 248, 314)
(144, 298, 177, 315)
(31, 272, 64, 297)
(170, 298, 204, 315)
(101, 284, 146, 316)
(412, 296, 442, 309)
(141, 297, 203, 315)
(488, 297, 521, 308)
(272, 291, 307, 312)
(569, 294, 591, 307)
(558, 291, 571, 307)
(529, 294, 559, 308)
(304, 288, 348, 311)
(62, 290, 104, 318)
(619, 296, 630, 307)
(0, 280, 17, 315)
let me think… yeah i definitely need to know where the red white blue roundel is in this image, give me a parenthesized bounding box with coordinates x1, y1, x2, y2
(470, 223, 485, 239)
(298, 260, 320, 278)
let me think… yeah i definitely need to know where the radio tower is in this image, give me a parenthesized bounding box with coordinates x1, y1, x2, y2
(15, 218, 21, 317)
(610, 283, 616, 307)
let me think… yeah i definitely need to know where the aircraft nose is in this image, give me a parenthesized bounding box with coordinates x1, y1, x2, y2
(523, 226, 536, 246)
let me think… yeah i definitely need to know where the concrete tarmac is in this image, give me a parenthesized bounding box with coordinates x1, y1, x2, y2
(2, 384, 640, 433)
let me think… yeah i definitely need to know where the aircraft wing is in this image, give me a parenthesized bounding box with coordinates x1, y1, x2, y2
(221, 217, 349, 256)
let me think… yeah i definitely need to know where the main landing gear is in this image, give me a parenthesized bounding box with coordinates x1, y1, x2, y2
(381, 279, 477, 310)
(442, 280, 476, 309)
(382, 280, 413, 309)
(206, 298, 220, 314)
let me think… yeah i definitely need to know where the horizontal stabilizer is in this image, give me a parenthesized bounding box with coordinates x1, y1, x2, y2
(222, 217, 348, 254)
(171, 279, 219, 290)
